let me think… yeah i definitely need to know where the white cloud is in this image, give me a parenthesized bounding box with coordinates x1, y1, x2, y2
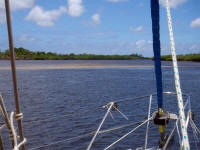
(0, 0, 35, 24)
(81, 13, 101, 26)
(92, 13, 101, 25)
(129, 26, 143, 32)
(159, 0, 187, 8)
(139, 2, 144, 7)
(25, 6, 67, 27)
(0, 0, 34, 10)
(0, 0, 4, 10)
(0, 9, 5, 24)
(17, 34, 35, 42)
(106, 0, 128, 2)
(135, 40, 146, 48)
(9, 0, 34, 11)
(191, 17, 200, 28)
(1, 0, 85, 24)
(0, 0, 5, 24)
(161, 42, 200, 55)
(190, 44, 200, 50)
(67, 0, 84, 17)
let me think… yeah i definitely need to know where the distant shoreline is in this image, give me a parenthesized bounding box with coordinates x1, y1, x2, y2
(1, 47, 200, 62)
(160, 54, 200, 62)
(0, 47, 146, 60)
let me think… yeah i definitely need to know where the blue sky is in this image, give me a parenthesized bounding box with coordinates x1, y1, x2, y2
(0, 0, 200, 56)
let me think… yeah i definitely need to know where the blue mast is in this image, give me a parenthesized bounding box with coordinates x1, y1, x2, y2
(150, 0, 163, 108)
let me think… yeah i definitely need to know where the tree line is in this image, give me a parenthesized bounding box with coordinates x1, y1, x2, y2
(161, 54, 200, 62)
(0, 47, 145, 60)
(0, 47, 199, 61)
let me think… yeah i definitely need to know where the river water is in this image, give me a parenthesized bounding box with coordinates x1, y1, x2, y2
(0, 60, 200, 150)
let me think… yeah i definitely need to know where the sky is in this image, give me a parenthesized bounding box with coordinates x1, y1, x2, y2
(0, 0, 200, 57)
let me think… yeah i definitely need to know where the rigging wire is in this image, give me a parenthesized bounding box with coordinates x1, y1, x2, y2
(104, 118, 152, 150)
(22, 106, 103, 124)
(145, 95, 152, 149)
(28, 120, 145, 150)
(87, 102, 114, 150)
(163, 120, 178, 150)
(0, 90, 195, 150)
(190, 120, 200, 149)
(22, 94, 200, 150)
(21, 93, 181, 125)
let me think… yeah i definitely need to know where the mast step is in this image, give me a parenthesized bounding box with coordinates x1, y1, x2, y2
(153, 111, 170, 126)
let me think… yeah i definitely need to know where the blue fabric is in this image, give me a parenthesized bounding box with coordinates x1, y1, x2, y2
(151, 0, 163, 108)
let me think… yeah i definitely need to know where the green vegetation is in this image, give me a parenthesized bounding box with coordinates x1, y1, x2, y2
(1, 47, 199, 61)
(0, 47, 145, 60)
(161, 53, 200, 62)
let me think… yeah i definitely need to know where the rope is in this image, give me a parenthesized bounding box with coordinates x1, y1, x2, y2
(10, 112, 18, 147)
(0, 94, 15, 146)
(0, 124, 6, 131)
(165, 0, 190, 149)
(10, 112, 27, 150)
(15, 113, 23, 120)
(104, 118, 151, 150)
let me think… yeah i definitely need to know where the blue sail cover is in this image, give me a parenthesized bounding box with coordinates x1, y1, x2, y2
(151, 0, 163, 108)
